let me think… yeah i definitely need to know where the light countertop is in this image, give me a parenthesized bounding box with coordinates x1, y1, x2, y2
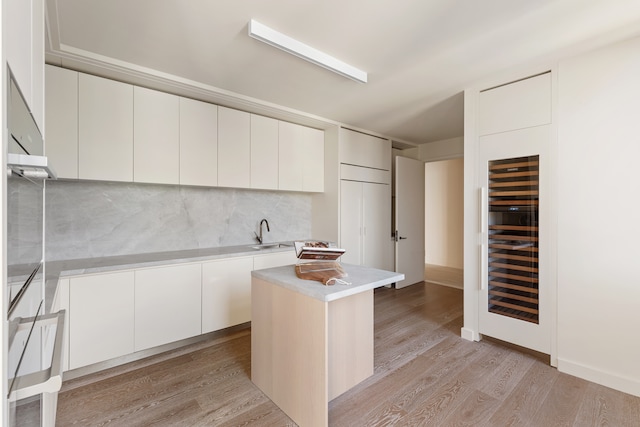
(43, 242, 295, 313)
(251, 263, 404, 302)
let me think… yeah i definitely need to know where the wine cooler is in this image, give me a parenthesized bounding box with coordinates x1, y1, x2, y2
(487, 155, 539, 324)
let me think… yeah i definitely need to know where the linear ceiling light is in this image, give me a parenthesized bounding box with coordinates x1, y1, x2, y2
(248, 19, 367, 83)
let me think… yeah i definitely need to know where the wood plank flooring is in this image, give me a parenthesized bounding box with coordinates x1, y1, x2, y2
(424, 264, 463, 289)
(55, 282, 640, 426)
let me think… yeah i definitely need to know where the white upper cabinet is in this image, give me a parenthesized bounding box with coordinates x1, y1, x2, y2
(78, 73, 134, 182)
(179, 97, 218, 187)
(279, 121, 324, 192)
(218, 107, 251, 188)
(45, 68, 325, 192)
(133, 86, 180, 184)
(478, 72, 552, 136)
(302, 128, 325, 192)
(45, 65, 78, 179)
(250, 114, 279, 190)
(340, 128, 390, 171)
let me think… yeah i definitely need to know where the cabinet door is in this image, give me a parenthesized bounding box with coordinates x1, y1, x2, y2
(362, 183, 393, 270)
(302, 127, 324, 192)
(278, 121, 304, 191)
(180, 97, 218, 186)
(134, 263, 202, 352)
(339, 128, 390, 170)
(78, 73, 134, 181)
(340, 180, 363, 265)
(279, 121, 324, 192)
(478, 72, 551, 136)
(69, 271, 135, 370)
(250, 114, 279, 190)
(253, 250, 298, 270)
(45, 65, 78, 179)
(218, 106, 250, 188)
(134, 86, 180, 184)
(202, 257, 253, 333)
(53, 278, 70, 372)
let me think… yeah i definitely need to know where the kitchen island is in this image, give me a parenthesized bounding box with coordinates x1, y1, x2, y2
(251, 263, 404, 427)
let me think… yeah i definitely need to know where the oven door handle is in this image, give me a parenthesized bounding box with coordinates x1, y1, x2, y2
(8, 309, 66, 402)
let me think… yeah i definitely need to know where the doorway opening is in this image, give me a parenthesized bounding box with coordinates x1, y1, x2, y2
(424, 158, 464, 289)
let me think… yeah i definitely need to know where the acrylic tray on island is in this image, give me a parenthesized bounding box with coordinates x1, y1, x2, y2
(293, 241, 350, 285)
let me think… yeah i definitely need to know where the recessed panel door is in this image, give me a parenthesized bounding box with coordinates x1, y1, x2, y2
(478, 125, 551, 354)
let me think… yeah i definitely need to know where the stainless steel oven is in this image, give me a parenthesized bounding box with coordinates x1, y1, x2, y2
(6, 67, 64, 427)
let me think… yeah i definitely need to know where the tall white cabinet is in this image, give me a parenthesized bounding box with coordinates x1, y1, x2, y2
(338, 129, 393, 271)
(340, 180, 392, 270)
(469, 71, 554, 355)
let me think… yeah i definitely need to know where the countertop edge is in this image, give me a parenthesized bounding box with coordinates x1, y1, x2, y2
(251, 263, 404, 302)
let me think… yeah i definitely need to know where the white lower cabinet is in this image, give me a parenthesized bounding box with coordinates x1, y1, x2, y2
(64, 251, 298, 371)
(134, 263, 202, 352)
(69, 271, 135, 370)
(253, 250, 297, 270)
(202, 257, 254, 334)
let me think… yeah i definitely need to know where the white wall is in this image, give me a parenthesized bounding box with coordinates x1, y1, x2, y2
(424, 158, 463, 269)
(417, 136, 463, 161)
(556, 35, 640, 396)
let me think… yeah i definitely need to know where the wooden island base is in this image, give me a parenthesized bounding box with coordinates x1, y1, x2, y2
(250, 264, 403, 427)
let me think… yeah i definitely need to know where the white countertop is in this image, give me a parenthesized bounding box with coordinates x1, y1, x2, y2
(251, 263, 404, 302)
(46, 242, 295, 278)
(43, 242, 296, 313)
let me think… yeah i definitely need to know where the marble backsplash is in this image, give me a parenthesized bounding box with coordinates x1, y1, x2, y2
(45, 180, 312, 261)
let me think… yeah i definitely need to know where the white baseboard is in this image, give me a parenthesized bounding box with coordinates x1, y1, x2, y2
(461, 327, 479, 342)
(557, 358, 640, 397)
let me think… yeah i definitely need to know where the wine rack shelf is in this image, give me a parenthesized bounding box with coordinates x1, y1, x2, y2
(487, 156, 539, 324)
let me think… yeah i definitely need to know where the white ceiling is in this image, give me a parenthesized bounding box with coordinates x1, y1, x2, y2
(45, 0, 640, 146)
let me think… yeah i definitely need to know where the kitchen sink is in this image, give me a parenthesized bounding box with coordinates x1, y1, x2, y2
(250, 243, 292, 250)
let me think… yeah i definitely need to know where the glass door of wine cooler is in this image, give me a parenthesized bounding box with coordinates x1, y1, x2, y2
(486, 156, 539, 324)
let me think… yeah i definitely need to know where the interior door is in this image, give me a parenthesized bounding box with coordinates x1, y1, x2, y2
(394, 156, 425, 288)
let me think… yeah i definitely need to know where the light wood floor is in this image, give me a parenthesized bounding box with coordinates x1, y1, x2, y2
(55, 282, 640, 426)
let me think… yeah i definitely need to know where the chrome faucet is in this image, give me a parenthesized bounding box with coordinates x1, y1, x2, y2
(255, 218, 270, 244)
